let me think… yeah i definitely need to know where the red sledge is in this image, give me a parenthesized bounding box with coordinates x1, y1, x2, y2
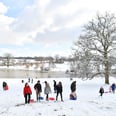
(49, 97, 55, 101)
(4, 85, 9, 90)
(30, 99, 34, 103)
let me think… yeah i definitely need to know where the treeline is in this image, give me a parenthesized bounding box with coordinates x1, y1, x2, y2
(0, 56, 74, 63)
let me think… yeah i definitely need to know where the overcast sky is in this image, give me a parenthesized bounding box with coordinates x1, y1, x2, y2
(0, 0, 116, 57)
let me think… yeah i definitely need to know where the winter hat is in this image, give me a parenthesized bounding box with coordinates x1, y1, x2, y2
(44, 81, 47, 84)
(37, 80, 40, 83)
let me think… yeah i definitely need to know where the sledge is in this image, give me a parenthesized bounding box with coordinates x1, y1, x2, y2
(49, 97, 55, 101)
(4, 85, 9, 90)
(39, 96, 44, 100)
(104, 91, 111, 93)
(70, 98, 77, 100)
(30, 99, 34, 103)
(69, 92, 77, 100)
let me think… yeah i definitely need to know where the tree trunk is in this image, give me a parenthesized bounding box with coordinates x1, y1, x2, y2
(104, 52, 109, 84)
(104, 66, 109, 84)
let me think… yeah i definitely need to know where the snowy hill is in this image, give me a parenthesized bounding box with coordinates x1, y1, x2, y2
(0, 77, 116, 116)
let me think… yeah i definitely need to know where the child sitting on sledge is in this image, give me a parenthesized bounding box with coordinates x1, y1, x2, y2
(2, 81, 9, 90)
(70, 92, 77, 100)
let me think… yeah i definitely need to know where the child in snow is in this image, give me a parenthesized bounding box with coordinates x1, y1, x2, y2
(70, 92, 77, 100)
(44, 81, 51, 101)
(23, 83, 32, 104)
(2, 81, 8, 90)
(99, 87, 104, 97)
(111, 83, 116, 93)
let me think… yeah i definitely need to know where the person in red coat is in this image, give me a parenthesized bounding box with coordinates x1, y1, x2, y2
(23, 83, 32, 104)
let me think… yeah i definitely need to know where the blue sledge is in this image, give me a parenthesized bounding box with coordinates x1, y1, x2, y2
(70, 98, 77, 100)
(39, 96, 44, 100)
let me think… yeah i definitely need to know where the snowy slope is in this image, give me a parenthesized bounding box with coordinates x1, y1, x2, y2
(0, 77, 116, 116)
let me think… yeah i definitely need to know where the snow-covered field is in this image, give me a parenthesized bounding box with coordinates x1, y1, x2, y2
(0, 77, 116, 116)
(0, 62, 70, 72)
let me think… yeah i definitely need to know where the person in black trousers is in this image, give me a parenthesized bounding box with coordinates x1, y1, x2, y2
(56, 81, 63, 101)
(23, 83, 32, 104)
(53, 80, 57, 93)
(34, 80, 42, 101)
(99, 86, 104, 97)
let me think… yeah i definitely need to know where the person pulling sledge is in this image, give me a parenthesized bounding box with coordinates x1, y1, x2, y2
(99, 86, 104, 97)
(111, 83, 116, 93)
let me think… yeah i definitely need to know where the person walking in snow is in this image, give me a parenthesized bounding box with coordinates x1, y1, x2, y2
(31, 78, 33, 84)
(34, 80, 42, 101)
(99, 86, 104, 97)
(28, 77, 30, 83)
(70, 81, 76, 92)
(56, 81, 63, 101)
(44, 81, 51, 101)
(111, 83, 116, 93)
(23, 83, 32, 104)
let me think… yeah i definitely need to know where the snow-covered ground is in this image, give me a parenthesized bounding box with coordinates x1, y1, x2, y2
(0, 62, 70, 72)
(0, 77, 116, 116)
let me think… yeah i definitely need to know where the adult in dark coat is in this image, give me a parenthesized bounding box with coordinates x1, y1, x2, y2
(99, 87, 104, 97)
(70, 81, 76, 92)
(53, 80, 57, 93)
(34, 80, 42, 101)
(56, 81, 63, 101)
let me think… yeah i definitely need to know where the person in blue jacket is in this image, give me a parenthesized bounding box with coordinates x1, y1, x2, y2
(111, 83, 116, 93)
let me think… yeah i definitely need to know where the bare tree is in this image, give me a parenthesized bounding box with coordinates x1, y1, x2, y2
(72, 12, 116, 84)
(72, 38, 95, 80)
(3, 53, 13, 67)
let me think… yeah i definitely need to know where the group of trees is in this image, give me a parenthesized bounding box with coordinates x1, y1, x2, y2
(1, 12, 116, 84)
(71, 12, 116, 84)
(0, 54, 69, 67)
